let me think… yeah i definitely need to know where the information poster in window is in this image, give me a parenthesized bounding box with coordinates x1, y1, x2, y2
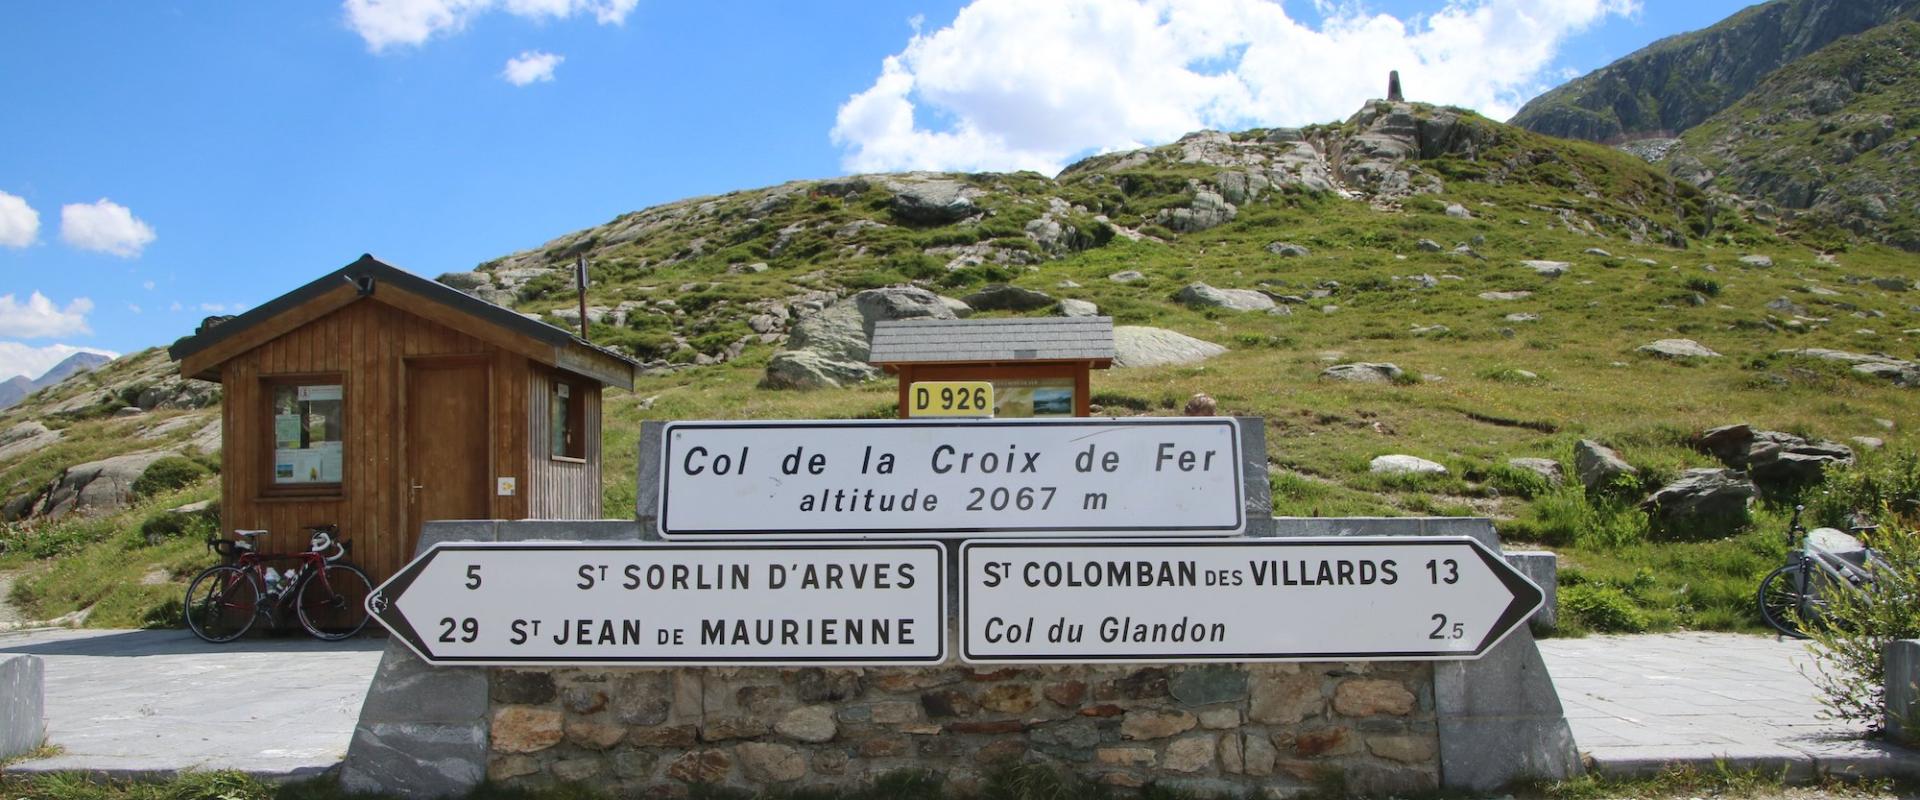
(990, 377, 1075, 418)
(272, 383, 345, 485)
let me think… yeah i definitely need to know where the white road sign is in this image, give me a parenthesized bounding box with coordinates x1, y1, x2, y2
(656, 418, 1244, 539)
(367, 542, 947, 666)
(960, 538, 1543, 663)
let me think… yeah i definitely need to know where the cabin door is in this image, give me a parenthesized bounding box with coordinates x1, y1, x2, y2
(402, 358, 492, 557)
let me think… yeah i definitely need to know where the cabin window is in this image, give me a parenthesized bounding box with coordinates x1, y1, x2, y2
(266, 378, 344, 493)
(551, 380, 586, 461)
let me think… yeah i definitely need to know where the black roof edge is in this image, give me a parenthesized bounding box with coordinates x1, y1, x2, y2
(166, 253, 639, 374)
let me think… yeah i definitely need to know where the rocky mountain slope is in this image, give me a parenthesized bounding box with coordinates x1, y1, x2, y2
(1508, 0, 1918, 143)
(1662, 21, 1920, 252)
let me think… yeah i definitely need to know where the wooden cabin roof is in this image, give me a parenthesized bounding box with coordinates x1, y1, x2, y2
(167, 254, 638, 388)
(868, 317, 1115, 367)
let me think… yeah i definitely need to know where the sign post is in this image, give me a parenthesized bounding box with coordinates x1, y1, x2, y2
(655, 418, 1244, 539)
(366, 541, 947, 666)
(960, 537, 1542, 663)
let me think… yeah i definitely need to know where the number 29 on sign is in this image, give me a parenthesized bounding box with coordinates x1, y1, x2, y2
(909, 381, 993, 418)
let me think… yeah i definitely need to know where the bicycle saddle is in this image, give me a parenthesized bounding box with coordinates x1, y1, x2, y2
(234, 529, 271, 539)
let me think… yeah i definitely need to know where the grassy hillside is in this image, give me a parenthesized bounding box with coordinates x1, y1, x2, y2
(4, 101, 1919, 636)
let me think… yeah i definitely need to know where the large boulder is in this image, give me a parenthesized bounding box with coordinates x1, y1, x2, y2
(1697, 423, 1855, 492)
(1177, 283, 1276, 312)
(1574, 440, 1637, 493)
(1643, 468, 1756, 540)
(1321, 363, 1403, 384)
(1057, 298, 1099, 318)
(35, 450, 174, 519)
(0, 421, 60, 463)
(887, 178, 977, 224)
(962, 284, 1055, 312)
(1112, 326, 1226, 368)
(1370, 455, 1447, 475)
(762, 287, 957, 389)
(1776, 349, 1920, 387)
(1154, 189, 1237, 233)
(1637, 339, 1721, 359)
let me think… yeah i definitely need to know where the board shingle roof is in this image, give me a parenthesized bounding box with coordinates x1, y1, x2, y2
(868, 317, 1115, 366)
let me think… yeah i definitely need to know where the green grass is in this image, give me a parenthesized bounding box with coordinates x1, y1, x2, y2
(2, 480, 220, 629)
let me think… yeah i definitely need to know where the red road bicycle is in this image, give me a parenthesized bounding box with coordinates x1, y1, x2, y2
(184, 525, 373, 642)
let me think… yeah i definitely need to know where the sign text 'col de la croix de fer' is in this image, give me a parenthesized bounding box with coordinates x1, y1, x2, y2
(655, 418, 1245, 539)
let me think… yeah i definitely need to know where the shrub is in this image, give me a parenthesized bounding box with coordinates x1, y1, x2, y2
(1685, 277, 1722, 296)
(1487, 462, 1554, 499)
(1803, 516, 1920, 733)
(132, 456, 210, 498)
(1808, 449, 1920, 528)
(135, 500, 219, 547)
(1561, 582, 1649, 633)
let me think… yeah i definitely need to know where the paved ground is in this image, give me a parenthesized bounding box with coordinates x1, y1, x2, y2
(0, 627, 383, 778)
(0, 627, 1912, 782)
(1539, 632, 1918, 779)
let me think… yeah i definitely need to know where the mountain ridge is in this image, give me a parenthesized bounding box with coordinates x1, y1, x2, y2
(0, 351, 113, 410)
(1508, 0, 1919, 143)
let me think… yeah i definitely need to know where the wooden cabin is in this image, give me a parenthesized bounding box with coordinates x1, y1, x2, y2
(168, 254, 638, 584)
(868, 317, 1114, 418)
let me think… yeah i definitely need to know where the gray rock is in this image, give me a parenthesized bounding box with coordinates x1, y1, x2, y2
(1057, 298, 1099, 318)
(1637, 338, 1721, 359)
(1112, 326, 1227, 368)
(1056, 279, 1081, 288)
(761, 350, 881, 391)
(1321, 362, 1404, 384)
(726, 262, 769, 274)
(1479, 291, 1533, 301)
(963, 284, 1055, 311)
(1168, 666, 1248, 706)
(1642, 468, 1756, 540)
(1871, 277, 1912, 292)
(1445, 203, 1472, 219)
(1266, 242, 1311, 257)
(1582, 248, 1613, 258)
(1177, 283, 1276, 312)
(36, 450, 175, 519)
(1574, 440, 1637, 492)
(886, 178, 976, 224)
(762, 286, 955, 389)
(1852, 436, 1885, 450)
(1397, 274, 1438, 289)
(1505, 313, 1541, 322)
(1411, 324, 1450, 336)
(1370, 454, 1447, 475)
(1155, 189, 1237, 232)
(937, 296, 973, 318)
(1507, 458, 1564, 488)
(1108, 270, 1147, 283)
(1521, 260, 1569, 277)
(1416, 239, 1444, 253)
(1739, 254, 1774, 268)
(0, 421, 60, 463)
(1766, 297, 1808, 316)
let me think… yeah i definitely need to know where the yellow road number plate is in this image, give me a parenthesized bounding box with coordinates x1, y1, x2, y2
(909, 381, 994, 417)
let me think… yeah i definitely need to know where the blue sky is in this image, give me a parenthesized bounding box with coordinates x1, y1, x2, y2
(0, 0, 1758, 380)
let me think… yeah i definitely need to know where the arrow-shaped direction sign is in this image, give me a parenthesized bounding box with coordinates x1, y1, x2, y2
(960, 537, 1542, 663)
(367, 542, 947, 667)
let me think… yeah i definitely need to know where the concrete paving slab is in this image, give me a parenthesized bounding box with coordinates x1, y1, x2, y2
(1540, 631, 1920, 780)
(0, 628, 382, 779)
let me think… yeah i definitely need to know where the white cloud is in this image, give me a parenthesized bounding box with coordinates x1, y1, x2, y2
(0, 342, 118, 382)
(832, 0, 1638, 174)
(0, 190, 39, 248)
(343, 0, 637, 52)
(502, 50, 564, 85)
(198, 302, 230, 313)
(0, 292, 93, 338)
(60, 199, 156, 257)
(142, 280, 155, 290)
(169, 301, 183, 312)
(127, 303, 142, 314)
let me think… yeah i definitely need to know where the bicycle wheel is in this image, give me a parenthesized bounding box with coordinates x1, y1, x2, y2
(296, 563, 373, 640)
(185, 565, 259, 643)
(1757, 564, 1813, 639)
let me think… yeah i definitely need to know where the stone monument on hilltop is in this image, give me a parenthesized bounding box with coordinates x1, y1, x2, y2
(1388, 69, 1404, 102)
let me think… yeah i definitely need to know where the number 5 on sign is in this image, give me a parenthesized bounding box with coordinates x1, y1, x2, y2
(908, 381, 994, 418)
